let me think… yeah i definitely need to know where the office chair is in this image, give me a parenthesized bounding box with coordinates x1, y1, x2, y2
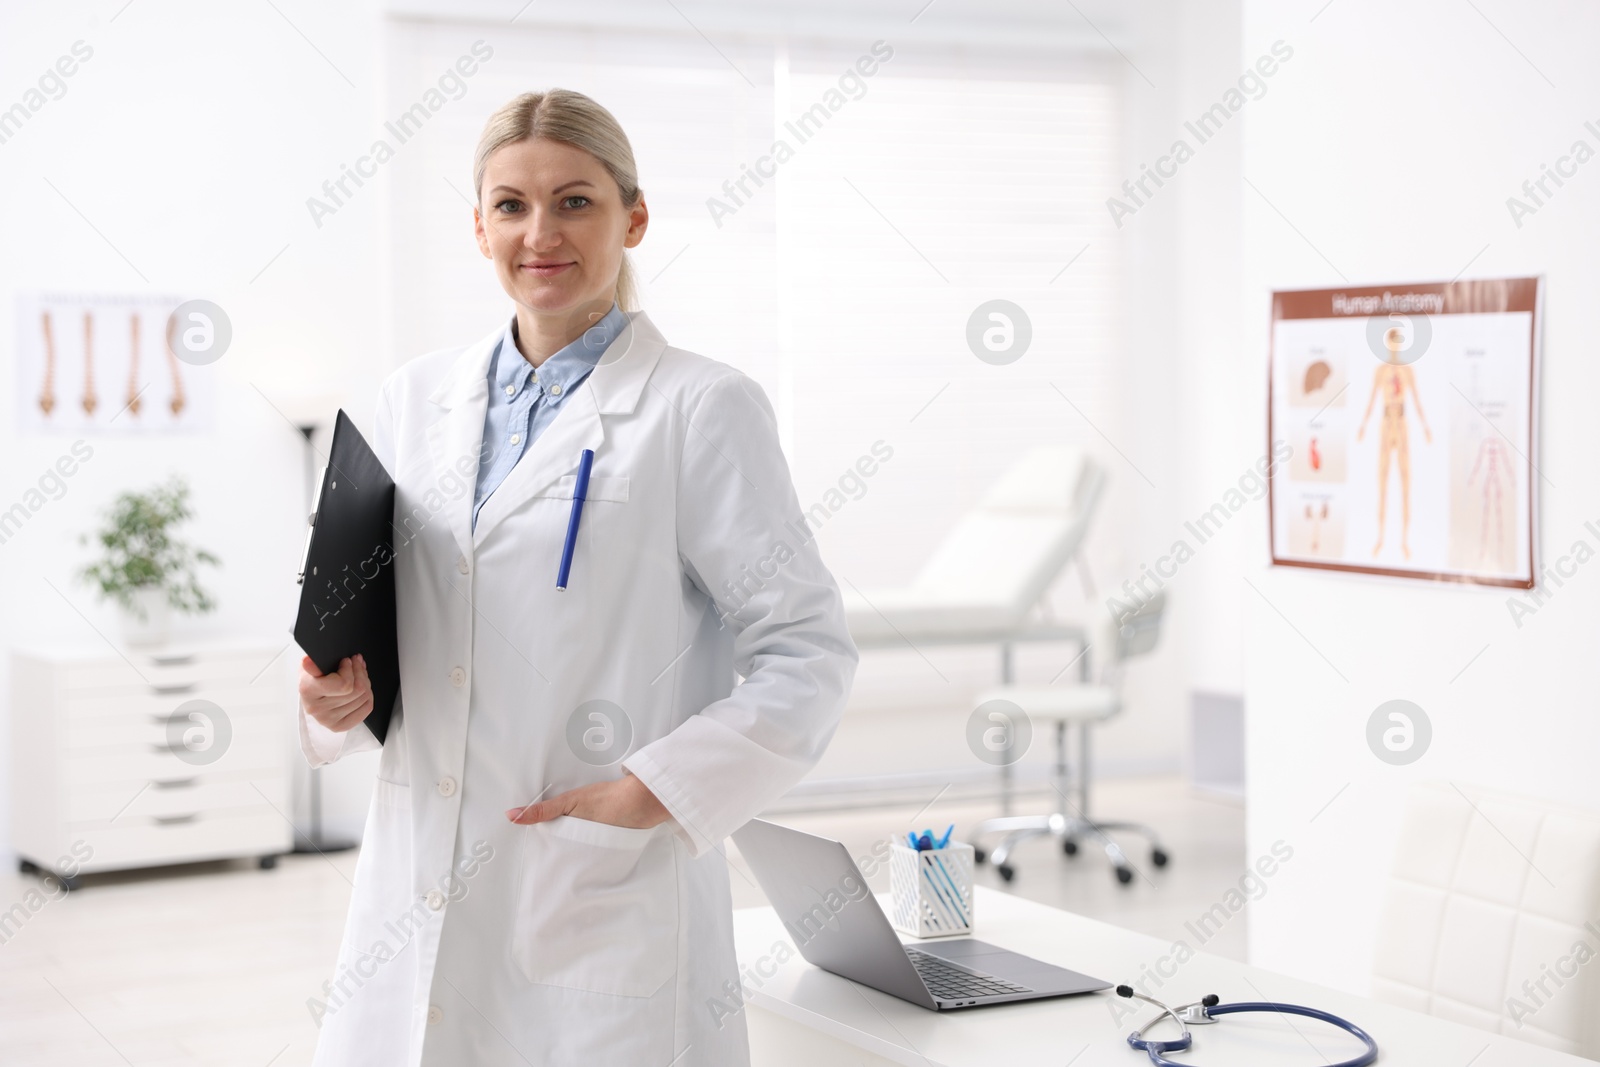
(967, 590, 1170, 886)
(1372, 781, 1600, 1056)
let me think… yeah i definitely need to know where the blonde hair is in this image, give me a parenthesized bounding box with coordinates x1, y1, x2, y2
(473, 89, 643, 312)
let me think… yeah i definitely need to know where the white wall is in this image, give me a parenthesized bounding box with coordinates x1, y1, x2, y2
(1171, 1, 1246, 699)
(0, 0, 391, 847)
(1089, 1, 1187, 780)
(1240, 0, 1600, 992)
(1041, 0, 1251, 787)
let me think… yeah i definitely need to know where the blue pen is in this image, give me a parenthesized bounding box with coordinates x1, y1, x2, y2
(937, 824, 953, 849)
(917, 832, 934, 851)
(907, 831, 920, 850)
(920, 862, 963, 923)
(555, 449, 595, 591)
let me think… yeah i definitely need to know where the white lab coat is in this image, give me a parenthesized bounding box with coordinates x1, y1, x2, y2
(298, 310, 857, 1066)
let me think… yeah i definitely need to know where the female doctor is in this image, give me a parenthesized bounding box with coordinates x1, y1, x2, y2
(296, 88, 858, 1066)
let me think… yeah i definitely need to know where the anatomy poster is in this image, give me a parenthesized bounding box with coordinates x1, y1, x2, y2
(13, 292, 217, 435)
(1268, 277, 1540, 588)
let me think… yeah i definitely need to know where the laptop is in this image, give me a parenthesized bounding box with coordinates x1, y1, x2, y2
(731, 819, 1109, 1010)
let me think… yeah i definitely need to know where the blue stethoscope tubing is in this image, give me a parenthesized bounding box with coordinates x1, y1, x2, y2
(1128, 1001, 1379, 1066)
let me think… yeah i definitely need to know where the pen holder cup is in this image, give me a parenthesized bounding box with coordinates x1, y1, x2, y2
(889, 841, 975, 938)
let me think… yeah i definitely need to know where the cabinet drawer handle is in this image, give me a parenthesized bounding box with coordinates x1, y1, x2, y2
(151, 653, 195, 667)
(151, 777, 197, 790)
(150, 683, 196, 696)
(154, 813, 198, 826)
(149, 713, 174, 725)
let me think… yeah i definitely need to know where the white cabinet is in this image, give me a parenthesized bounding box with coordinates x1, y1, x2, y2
(10, 642, 294, 884)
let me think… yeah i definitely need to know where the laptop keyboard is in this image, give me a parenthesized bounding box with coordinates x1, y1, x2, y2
(906, 949, 1033, 1000)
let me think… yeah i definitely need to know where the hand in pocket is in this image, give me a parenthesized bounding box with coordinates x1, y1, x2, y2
(506, 773, 670, 830)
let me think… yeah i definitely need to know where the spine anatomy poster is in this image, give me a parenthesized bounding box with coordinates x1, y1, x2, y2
(13, 292, 216, 435)
(1268, 277, 1540, 589)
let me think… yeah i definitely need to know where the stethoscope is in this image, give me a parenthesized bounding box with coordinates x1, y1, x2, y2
(1116, 985, 1379, 1066)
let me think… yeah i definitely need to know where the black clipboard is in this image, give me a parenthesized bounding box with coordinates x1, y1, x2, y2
(292, 410, 399, 744)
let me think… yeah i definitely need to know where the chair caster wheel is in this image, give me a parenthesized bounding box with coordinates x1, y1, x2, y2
(973, 847, 986, 865)
(258, 855, 279, 870)
(1062, 839, 1078, 856)
(18, 858, 38, 875)
(1151, 848, 1169, 868)
(1114, 866, 1134, 885)
(997, 863, 1015, 883)
(58, 875, 83, 892)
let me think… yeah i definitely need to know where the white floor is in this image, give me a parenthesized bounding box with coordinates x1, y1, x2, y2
(0, 775, 1243, 1065)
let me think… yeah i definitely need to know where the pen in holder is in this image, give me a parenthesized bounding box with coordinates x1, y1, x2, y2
(890, 839, 975, 938)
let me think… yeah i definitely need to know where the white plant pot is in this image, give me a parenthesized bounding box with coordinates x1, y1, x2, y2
(120, 587, 171, 647)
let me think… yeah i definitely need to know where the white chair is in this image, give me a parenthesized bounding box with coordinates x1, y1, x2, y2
(966, 591, 1169, 885)
(1373, 781, 1600, 1057)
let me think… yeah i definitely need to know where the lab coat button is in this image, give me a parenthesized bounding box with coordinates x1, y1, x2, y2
(450, 667, 466, 687)
(427, 1004, 444, 1024)
(438, 777, 457, 797)
(426, 889, 445, 911)
(456, 555, 470, 575)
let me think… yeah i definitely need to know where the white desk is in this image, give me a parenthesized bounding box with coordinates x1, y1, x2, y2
(732, 887, 1591, 1066)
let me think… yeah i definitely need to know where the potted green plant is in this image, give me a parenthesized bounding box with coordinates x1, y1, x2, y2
(79, 476, 220, 647)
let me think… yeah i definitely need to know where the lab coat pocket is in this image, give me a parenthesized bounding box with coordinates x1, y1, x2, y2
(511, 815, 679, 997)
(544, 474, 630, 503)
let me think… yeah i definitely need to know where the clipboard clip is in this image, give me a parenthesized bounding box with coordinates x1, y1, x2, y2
(296, 467, 330, 586)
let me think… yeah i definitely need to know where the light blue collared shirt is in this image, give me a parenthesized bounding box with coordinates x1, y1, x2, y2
(472, 303, 629, 530)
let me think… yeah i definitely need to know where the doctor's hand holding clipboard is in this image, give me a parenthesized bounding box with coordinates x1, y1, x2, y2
(291, 87, 858, 1067)
(298, 653, 374, 733)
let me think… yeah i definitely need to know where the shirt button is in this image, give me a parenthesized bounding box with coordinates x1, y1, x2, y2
(426, 889, 445, 911)
(427, 1004, 444, 1024)
(549, 383, 562, 396)
(456, 556, 469, 575)
(450, 667, 466, 687)
(510, 433, 521, 445)
(438, 777, 457, 797)
(504, 384, 515, 397)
